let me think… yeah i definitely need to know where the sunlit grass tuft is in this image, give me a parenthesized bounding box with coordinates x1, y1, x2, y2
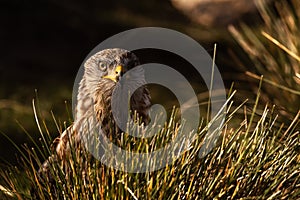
(0, 87, 299, 199)
(229, 0, 300, 119)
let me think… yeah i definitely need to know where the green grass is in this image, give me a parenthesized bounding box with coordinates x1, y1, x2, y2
(229, 0, 300, 120)
(1, 1, 300, 199)
(0, 85, 299, 199)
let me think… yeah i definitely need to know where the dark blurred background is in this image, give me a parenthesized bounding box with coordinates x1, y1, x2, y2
(0, 0, 261, 165)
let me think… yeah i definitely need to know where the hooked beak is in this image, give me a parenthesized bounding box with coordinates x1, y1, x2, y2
(102, 65, 122, 82)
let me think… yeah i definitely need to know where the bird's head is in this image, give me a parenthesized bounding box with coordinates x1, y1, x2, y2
(84, 48, 140, 87)
(76, 48, 150, 125)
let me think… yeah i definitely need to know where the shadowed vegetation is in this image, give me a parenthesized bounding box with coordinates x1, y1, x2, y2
(0, 0, 299, 199)
(0, 87, 299, 199)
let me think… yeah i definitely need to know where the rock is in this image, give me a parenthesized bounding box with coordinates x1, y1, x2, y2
(171, 0, 268, 27)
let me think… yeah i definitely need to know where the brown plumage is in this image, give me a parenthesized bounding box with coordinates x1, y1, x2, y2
(35, 48, 151, 197)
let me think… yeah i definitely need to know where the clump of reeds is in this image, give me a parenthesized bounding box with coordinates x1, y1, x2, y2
(229, 0, 300, 119)
(0, 86, 299, 199)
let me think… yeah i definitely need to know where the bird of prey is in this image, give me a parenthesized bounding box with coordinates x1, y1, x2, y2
(36, 48, 151, 195)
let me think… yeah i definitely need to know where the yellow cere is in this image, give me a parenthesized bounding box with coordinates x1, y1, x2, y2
(102, 65, 123, 82)
(116, 65, 122, 74)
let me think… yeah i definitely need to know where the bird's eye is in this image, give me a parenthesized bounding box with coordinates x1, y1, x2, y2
(99, 62, 107, 71)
